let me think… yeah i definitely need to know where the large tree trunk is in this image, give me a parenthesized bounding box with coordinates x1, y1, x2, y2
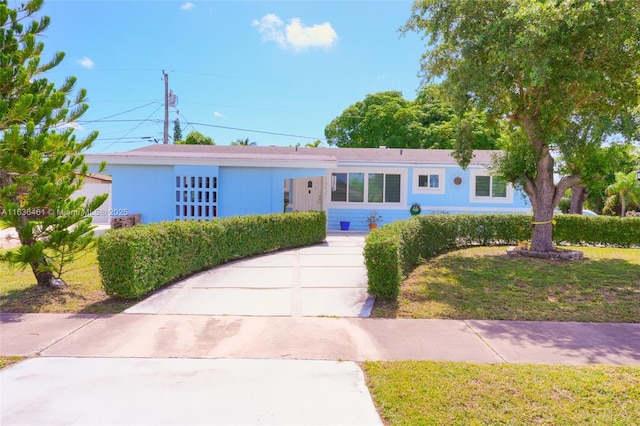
(521, 117, 581, 252)
(569, 185, 588, 214)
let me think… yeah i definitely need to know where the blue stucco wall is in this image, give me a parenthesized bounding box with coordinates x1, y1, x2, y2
(326, 164, 531, 231)
(218, 167, 326, 217)
(106, 164, 175, 223)
(104, 163, 326, 224)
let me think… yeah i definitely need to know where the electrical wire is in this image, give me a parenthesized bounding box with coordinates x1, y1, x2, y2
(97, 103, 163, 153)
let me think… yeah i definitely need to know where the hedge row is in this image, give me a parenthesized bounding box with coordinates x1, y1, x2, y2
(97, 211, 326, 299)
(364, 214, 640, 300)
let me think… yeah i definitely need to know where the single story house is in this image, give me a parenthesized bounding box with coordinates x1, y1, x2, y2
(85, 145, 531, 231)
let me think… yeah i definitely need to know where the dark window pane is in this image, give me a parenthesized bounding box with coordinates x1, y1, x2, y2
(385, 174, 401, 203)
(368, 173, 384, 202)
(331, 173, 347, 202)
(492, 177, 507, 197)
(476, 176, 491, 197)
(418, 175, 429, 187)
(349, 173, 364, 202)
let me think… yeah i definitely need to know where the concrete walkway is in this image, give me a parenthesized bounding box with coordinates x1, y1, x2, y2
(2, 233, 640, 425)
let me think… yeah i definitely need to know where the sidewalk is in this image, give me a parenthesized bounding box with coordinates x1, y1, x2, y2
(2, 313, 639, 364)
(2, 232, 639, 425)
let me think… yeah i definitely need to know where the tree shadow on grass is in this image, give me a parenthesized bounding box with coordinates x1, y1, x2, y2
(375, 253, 640, 323)
(0, 284, 136, 315)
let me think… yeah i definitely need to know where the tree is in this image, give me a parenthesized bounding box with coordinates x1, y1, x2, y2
(172, 118, 182, 143)
(305, 140, 322, 148)
(231, 138, 255, 146)
(324, 86, 500, 150)
(604, 171, 640, 217)
(0, 0, 107, 287)
(405, 0, 640, 251)
(175, 130, 215, 145)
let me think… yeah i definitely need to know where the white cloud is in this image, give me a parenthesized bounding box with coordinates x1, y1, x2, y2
(252, 14, 338, 52)
(213, 111, 226, 118)
(181, 2, 194, 11)
(77, 57, 94, 69)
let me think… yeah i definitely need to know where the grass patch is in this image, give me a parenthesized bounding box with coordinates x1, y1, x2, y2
(364, 361, 640, 425)
(0, 246, 134, 314)
(373, 246, 640, 322)
(0, 356, 23, 369)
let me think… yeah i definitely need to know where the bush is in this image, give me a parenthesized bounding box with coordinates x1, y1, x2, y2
(97, 211, 326, 299)
(365, 214, 639, 301)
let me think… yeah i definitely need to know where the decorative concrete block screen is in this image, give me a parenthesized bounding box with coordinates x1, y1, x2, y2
(175, 175, 218, 219)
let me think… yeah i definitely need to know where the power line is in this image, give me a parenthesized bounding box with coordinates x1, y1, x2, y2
(81, 102, 161, 124)
(97, 104, 164, 153)
(186, 122, 324, 141)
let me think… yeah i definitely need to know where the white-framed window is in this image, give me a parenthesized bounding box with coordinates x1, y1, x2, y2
(413, 168, 445, 194)
(469, 169, 513, 203)
(330, 169, 404, 205)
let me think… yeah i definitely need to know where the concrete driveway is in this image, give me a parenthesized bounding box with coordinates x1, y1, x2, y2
(125, 232, 375, 317)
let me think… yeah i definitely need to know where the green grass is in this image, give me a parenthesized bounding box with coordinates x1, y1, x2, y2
(373, 246, 640, 322)
(364, 361, 640, 425)
(0, 246, 134, 314)
(0, 356, 23, 369)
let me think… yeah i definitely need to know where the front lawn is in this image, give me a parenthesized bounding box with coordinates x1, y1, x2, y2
(0, 247, 133, 314)
(365, 361, 640, 425)
(372, 246, 640, 322)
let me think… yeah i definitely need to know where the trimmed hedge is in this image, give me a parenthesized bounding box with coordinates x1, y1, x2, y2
(364, 214, 640, 300)
(97, 211, 326, 299)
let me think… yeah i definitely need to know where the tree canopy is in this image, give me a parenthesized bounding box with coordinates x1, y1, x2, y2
(405, 0, 640, 251)
(0, 0, 106, 287)
(175, 130, 215, 145)
(324, 85, 501, 150)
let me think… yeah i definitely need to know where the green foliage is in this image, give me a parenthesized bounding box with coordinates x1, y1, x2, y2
(172, 119, 182, 143)
(324, 86, 500, 150)
(97, 211, 326, 299)
(554, 215, 640, 247)
(604, 171, 640, 217)
(0, 0, 106, 286)
(365, 214, 639, 300)
(175, 130, 215, 145)
(404, 0, 640, 251)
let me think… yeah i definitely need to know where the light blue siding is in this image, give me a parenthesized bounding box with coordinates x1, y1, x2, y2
(326, 165, 531, 231)
(218, 167, 325, 217)
(106, 164, 175, 223)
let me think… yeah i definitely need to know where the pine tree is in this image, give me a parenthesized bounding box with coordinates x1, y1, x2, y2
(0, 0, 107, 287)
(173, 118, 182, 143)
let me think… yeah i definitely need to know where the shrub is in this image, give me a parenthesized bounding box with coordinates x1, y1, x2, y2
(365, 214, 639, 300)
(97, 211, 326, 299)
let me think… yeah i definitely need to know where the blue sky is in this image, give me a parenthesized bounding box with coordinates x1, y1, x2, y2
(41, 0, 428, 152)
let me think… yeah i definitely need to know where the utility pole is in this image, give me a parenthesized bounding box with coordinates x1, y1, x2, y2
(163, 69, 169, 144)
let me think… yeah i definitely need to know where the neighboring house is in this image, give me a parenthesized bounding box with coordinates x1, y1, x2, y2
(73, 173, 112, 225)
(85, 145, 530, 231)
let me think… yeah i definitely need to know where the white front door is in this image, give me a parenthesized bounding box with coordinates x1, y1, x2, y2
(292, 177, 323, 211)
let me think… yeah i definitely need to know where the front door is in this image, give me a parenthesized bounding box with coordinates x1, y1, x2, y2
(292, 177, 323, 212)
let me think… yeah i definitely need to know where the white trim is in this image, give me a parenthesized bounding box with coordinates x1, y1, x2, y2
(412, 168, 446, 194)
(327, 167, 407, 207)
(421, 205, 531, 213)
(85, 154, 337, 169)
(469, 169, 514, 204)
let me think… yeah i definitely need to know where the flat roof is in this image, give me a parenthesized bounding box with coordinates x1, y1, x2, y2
(86, 145, 499, 168)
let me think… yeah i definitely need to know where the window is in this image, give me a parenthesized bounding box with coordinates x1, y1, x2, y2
(470, 170, 512, 203)
(475, 176, 507, 198)
(331, 171, 402, 204)
(175, 174, 218, 219)
(413, 168, 445, 194)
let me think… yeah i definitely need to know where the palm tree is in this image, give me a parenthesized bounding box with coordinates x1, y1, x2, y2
(604, 171, 640, 217)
